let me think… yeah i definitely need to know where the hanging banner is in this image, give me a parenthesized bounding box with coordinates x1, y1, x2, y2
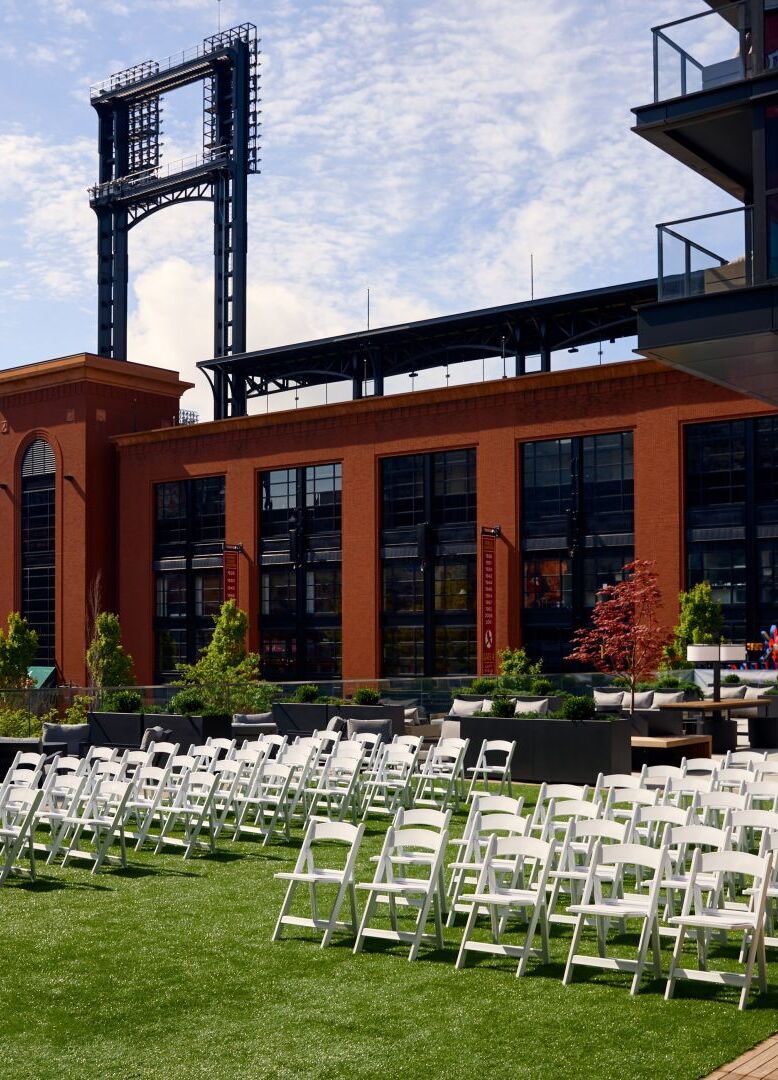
(481, 534, 497, 674)
(223, 549, 240, 603)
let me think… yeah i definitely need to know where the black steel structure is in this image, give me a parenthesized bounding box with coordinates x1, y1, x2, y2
(199, 279, 657, 420)
(89, 25, 260, 377)
(634, 0, 778, 405)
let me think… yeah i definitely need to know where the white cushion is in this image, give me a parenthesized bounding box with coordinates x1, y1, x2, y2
(449, 697, 485, 717)
(652, 690, 685, 707)
(593, 690, 624, 709)
(719, 685, 746, 700)
(514, 698, 548, 716)
(744, 686, 765, 701)
(630, 691, 654, 710)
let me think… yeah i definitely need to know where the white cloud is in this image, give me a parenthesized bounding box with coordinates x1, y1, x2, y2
(0, 0, 739, 413)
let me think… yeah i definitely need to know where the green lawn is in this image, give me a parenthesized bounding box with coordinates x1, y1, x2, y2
(0, 786, 775, 1080)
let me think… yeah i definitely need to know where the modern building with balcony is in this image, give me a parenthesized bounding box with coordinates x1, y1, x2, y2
(635, 0, 778, 404)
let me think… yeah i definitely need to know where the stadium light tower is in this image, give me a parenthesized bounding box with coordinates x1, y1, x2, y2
(88, 25, 261, 416)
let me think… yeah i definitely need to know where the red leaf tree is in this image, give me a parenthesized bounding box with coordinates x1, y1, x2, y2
(567, 560, 669, 714)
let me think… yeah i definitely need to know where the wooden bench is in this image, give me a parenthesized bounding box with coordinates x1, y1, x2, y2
(631, 734, 712, 769)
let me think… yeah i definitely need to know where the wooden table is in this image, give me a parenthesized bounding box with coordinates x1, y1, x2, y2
(631, 734, 712, 768)
(660, 698, 772, 751)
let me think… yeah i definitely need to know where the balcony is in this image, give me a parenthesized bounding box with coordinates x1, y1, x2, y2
(651, 3, 749, 104)
(657, 206, 753, 301)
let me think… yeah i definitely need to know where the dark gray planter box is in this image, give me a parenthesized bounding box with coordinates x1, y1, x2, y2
(144, 713, 204, 746)
(89, 712, 143, 749)
(458, 715, 632, 785)
(272, 703, 328, 735)
(626, 709, 685, 738)
(701, 717, 738, 754)
(747, 714, 778, 749)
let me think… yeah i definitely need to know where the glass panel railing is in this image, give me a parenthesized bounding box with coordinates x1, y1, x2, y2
(652, 3, 749, 103)
(657, 206, 753, 301)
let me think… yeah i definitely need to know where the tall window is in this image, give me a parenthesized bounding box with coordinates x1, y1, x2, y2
(154, 476, 225, 678)
(381, 448, 476, 676)
(20, 439, 56, 664)
(521, 431, 634, 667)
(685, 417, 778, 642)
(259, 463, 342, 681)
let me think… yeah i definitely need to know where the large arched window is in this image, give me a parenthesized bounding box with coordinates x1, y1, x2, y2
(20, 439, 56, 663)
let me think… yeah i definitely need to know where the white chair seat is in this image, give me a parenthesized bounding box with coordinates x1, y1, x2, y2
(668, 911, 759, 932)
(466, 887, 539, 907)
(569, 897, 651, 919)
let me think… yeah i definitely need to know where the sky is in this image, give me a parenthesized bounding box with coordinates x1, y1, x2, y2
(0, 0, 741, 416)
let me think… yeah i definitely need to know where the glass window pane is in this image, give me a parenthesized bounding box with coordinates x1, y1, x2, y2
(434, 559, 476, 613)
(260, 469, 297, 537)
(157, 629, 187, 674)
(305, 629, 342, 679)
(261, 568, 297, 617)
(432, 449, 476, 526)
(195, 572, 223, 618)
(524, 557, 572, 609)
(434, 625, 476, 675)
(583, 551, 631, 609)
(305, 463, 342, 534)
(688, 542, 747, 607)
(582, 431, 634, 531)
(383, 562, 423, 614)
(305, 567, 341, 615)
(382, 627, 424, 677)
(156, 573, 187, 619)
(522, 439, 573, 531)
(261, 634, 297, 680)
(382, 456, 425, 530)
(686, 421, 746, 510)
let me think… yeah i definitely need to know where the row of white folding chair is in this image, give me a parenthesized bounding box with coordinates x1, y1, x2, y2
(451, 829, 775, 1008)
(359, 744, 417, 818)
(0, 784, 44, 883)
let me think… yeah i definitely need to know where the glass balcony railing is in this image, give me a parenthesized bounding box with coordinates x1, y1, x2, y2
(657, 206, 753, 301)
(652, 2, 749, 103)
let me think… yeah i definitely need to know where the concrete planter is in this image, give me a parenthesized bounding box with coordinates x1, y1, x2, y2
(271, 702, 405, 736)
(143, 713, 204, 746)
(458, 715, 632, 785)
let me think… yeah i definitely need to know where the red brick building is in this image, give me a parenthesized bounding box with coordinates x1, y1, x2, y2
(1, 350, 775, 686)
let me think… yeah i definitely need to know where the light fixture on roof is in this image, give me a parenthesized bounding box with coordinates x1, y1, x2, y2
(501, 335, 507, 379)
(409, 371, 418, 391)
(568, 346, 578, 354)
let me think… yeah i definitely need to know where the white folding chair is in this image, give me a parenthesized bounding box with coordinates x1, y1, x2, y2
(466, 740, 515, 799)
(232, 761, 296, 845)
(696, 790, 747, 830)
(447, 811, 530, 926)
(681, 757, 719, 777)
(665, 848, 773, 1009)
(603, 786, 658, 828)
(273, 819, 365, 947)
(125, 766, 172, 850)
(563, 841, 670, 996)
(662, 775, 714, 809)
(60, 779, 133, 873)
(547, 817, 630, 926)
(0, 786, 43, 883)
(641, 764, 684, 790)
(354, 824, 449, 961)
(360, 745, 415, 819)
(455, 834, 556, 976)
(308, 753, 362, 823)
(35, 772, 90, 864)
(530, 784, 592, 836)
(743, 781, 778, 813)
(593, 773, 641, 803)
(414, 738, 469, 812)
(725, 750, 767, 770)
(152, 771, 218, 858)
(205, 737, 237, 760)
(657, 823, 733, 935)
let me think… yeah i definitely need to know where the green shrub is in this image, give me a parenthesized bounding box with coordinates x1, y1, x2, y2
(63, 694, 92, 726)
(86, 612, 135, 689)
(464, 677, 498, 696)
(173, 601, 280, 717)
(291, 684, 321, 703)
(481, 696, 516, 719)
(168, 688, 206, 716)
(102, 689, 143, 713)
(142, 703, 164, 715)
(498, 647, 542, 682)
(0, 613, 38, 689)
(530, 678, 555, 696)
(0, 707, 49, 738)
(352, 687, 381, 706)
(723, 673, 742, 685)
(561, 695, 596, 722)
(316, 695, 347, 706)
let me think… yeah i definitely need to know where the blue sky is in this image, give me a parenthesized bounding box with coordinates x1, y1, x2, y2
(0, 0, 739, 414)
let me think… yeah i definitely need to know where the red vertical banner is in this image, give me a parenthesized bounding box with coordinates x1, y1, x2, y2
(481, 534, 497, 674)
(223, 549, 239, 603)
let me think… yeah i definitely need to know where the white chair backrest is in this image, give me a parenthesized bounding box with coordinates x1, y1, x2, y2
(724, 750, 766, 769)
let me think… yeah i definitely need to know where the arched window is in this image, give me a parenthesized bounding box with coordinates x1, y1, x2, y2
(20, 439, 56, 663)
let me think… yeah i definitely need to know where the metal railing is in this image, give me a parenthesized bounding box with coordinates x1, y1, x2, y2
(657, 206, 753, 301)
(89, 148, 228, 202)
(89, 23, 258, 99)
(652, 2, 748, 103)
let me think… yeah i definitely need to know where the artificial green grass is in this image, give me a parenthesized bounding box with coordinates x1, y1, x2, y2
(0, 786, 775, 1080)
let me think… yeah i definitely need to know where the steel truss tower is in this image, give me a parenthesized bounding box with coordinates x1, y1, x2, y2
(89, 25, 260, 413)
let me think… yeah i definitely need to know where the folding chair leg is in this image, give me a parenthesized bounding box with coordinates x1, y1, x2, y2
(563, 914, 586, 987)
(664, 923, 687, 1002)
(272, 881, 296, 942)
(739, 927, 762, 1010)
(353, 891, 378, 955)
(629, 918, 654, 996)
(455, 899, 480, 970)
